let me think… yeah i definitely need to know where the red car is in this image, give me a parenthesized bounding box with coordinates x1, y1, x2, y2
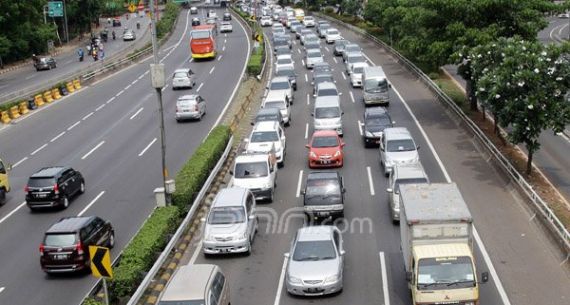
(306, 130, 345, 168)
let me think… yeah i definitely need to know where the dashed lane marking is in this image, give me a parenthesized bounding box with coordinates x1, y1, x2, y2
(366, 166, 375, 196)
(77, 191, 105, 217)
(138, 138, 157, 157)
(12, 157, 28, 168)
(50, 131, 66, 142)
(81, 141, 105, 160)
(31, 144, 48, 156)
(130, 107, 144, 120)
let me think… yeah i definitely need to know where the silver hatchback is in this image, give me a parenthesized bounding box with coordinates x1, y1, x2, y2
(285, 226, 344, 296)
(175, 95, 206, 122)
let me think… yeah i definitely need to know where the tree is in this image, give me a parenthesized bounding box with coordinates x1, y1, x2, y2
(463, 38, 570, 175)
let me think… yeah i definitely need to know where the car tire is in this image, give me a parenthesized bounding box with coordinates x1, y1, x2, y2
(79, 181, 85, 194)
(268, 188, 274, 203)
(62, 196, 70, 209)
(245, 240, 252, 256)
(107, 232, 115, 248)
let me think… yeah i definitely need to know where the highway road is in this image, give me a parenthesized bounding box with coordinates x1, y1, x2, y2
(538, 15, 570, 44)
(0, 6, 249, 305)
(0, 14, 150, 103)
(181, 14, 570, 305)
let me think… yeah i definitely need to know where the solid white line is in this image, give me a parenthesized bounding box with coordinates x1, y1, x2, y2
(273, 256, 288, 305)
(196, 83, 203, 92)
(125, 84, 132, 90)
(189, 240, 203, 264)
(0, 202, 26, 225)
(341, 72, 347, 80)
(209, 66, 216, 74)
(296, 170, 304, 198)
(218, 55, 223, 61)
(305, 123, 309, 139)
(297, 49, 301, 54)
(349, 91, 355, 103)
(306, 93, 310, 105)
(12, 157, 28, 168)
(0, 287, 4, 294)
(305, 74, 308, 82)
(50, 131, 66, 142)
(81, 141, 105, 160)
(130, 107, 144, 120)
(131, 80, 138, 85)
(77, 191, 105, 217)
(67, 121, 80, 131)
(106, 96, 116, 104)
(95, 104, 105, 111)
(82, 112, 94, 120)
(301, 59, 305, 66)
(333, 57, 338, 63)
(379, 252, 390, 305)
(138, 74, 145, 80)
(138, 138, 157, 157)
(366, 166, 375, 196)
(31, 143, 48, 156)
(357, 120, 363, 136)
(116, 89, 125, 97)
(325, 46, 330, 52)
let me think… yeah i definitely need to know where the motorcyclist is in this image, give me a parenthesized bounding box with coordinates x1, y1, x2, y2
(136, 21, 140, 29)
(32, 53, 38, 64)
(112, 30, 116, 40)
(77, 48, 84, 62)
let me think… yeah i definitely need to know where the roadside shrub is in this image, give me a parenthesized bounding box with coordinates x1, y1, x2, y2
(157, 1, 181, 39)
(0, 100, 21, 112)
(171, 125, 231, 209)
(109, 206, 181, 298)
(82, 298, 104, 305)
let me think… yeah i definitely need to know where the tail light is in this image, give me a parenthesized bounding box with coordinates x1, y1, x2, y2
(39, 243, 45, 256)
(76, 242, 84, 255)
(53, 183, 59, 195)
(24, 185, 29, 193)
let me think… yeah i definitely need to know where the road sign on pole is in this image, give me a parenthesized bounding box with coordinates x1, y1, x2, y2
(89, 246, 113, 278)
(48, 1, 63, 17)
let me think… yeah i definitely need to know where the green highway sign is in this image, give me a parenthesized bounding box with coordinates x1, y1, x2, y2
(48, 1, 64, 17)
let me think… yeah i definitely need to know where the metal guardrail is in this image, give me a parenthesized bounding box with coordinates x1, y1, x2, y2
(317, 13, 570, 254)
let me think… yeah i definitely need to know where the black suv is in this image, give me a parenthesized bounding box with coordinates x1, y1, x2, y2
(40, 216, 115, 274)
(223, 12, 232, 21)
(301, 171, 345, 220)
(25, 166, 85, 211)
(363, 107, 393, 148)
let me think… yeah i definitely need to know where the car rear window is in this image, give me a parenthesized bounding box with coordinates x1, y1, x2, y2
(28, 177, 56, 187)
(44, 233, 77, 247)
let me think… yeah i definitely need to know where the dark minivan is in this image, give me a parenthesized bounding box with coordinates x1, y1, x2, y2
(363, 107, 393, 148)
(301, 171, 345, 220)
(40, 216, 115, 273)
(25, 166, 85, 211)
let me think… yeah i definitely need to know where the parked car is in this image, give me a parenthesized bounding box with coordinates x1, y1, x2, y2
(175, 95, 206, 122)
(306, 130, 345, 168)
(305, 48, 324, 69)
(40, 216, 114, 273)
(324, 28, 341, 44)
(380, 127, 420, 176)
(202, 187, 258, 255)
(122, 29, 136, 41)
(220, 21, 233, 33)
(362, 107, 393, 147)
(172, 68, 196, 90)
(301, 171, 345, 219)
(285, 226, 345, 296)
(25, 167, 85, 210)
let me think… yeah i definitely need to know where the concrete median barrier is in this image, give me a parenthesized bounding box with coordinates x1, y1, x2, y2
(18, 102, 29, 115)
(73, 79, 81, 90)
(9, 106, 20, 119)
(51, 88, 62, 100)
(0, 111, 10, 124)
(66, 82, 75, 93)
(43, 91, 54, 103)
(34, 94, 45, 107)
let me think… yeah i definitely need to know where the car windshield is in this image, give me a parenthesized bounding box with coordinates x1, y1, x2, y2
(265, 101, 286, 110)
(277, 58, 292, 64)
(270, 81, 289, 90)
(317, 88, 338, 97)
(208, 207, 246, 225)
(251, 131, 279, 142)
(274, 39, 288, 46)
(173, 72, 188, 78)
(257, 114, 280, 122)
(386, 139, 416, 152)
(234, 161, 268, 178)
(319, 24, 330, 31)
(158, 301, 205, 305)
(315, 76, 333, 84)
(28, 177, 56, 188)
(353, 66, 365, 74)
(417, 256, 476, 290)
(312, 136, 338, 148)
(306, 35, 318, 42)
(315, 107, 340, 118)
(308, 51, 321, 58)
(364, 78, 389, 92)
(44, 233, 77, 247)
(394, 178, 428, 193)
(327, 29, 339, 35)
(345, 45, 360, 53)
(347, 55, 365, 64)
(191, 30, 210, 39)
(314, 65, 331, 74)
(366, 116, 391, 127)
(276, 48, 290, 55)
(335, 40, 348, 47)
(276, 68, 294, 77)
(293, 240, 336, 261)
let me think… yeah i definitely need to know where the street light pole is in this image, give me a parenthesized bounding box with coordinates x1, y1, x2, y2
(63, 0, 69, 43)
(149, 0, 169, 204)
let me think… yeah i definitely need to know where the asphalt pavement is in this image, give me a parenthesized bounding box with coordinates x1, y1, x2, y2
(538, 15, 570, 44)
(0, 14, 150, 103)
(0, 6, 249, 305)
(179, 16, 570, 305)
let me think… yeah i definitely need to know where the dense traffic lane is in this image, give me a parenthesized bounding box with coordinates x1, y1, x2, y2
(0, 7, 249, 305)
(0, 14, 149, 101)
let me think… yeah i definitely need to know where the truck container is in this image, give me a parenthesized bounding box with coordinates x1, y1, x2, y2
(399, 183, 488, 305)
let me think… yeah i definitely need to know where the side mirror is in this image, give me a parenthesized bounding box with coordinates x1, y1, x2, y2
(416, 145, 420, 150)
(200, 217, 206, 222)
(250, 121, 255, 126)
(340, 250, 346, 256)
(300, 190, 306, 196)
(311, 112, 314, 116)
(284, 252, 290, 258)
(229, 170, 234, 175)
(481, 272, 489, 283)
(341, 142, 345, 147)
(244, 138, 250, 143)
(388, 83, 392, 88)
(405, 271, 412, 282)
(341, 111, 345, 115)
(305, 144, 310, 148)
(342, 188, 346, 193)
(6, 164, 12, 171)
(248, 215, 255, 220)
(386, 188, 393, 193)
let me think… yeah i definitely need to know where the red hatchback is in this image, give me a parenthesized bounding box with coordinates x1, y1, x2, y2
(306, 130, 345, 168)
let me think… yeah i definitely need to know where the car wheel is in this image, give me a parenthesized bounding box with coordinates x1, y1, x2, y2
(62, 196, 70, 209)
(79, 181, 85, 194)
(245, 240, 252, 256)
(53, 64, 56, 69)
(268, 188, 274, 203)
(107, 232, 115, 248)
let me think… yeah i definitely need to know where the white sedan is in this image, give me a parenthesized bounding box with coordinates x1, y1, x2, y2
(325, 28, 342, 44)
(260, 16, 273, 27)
(275, 54, 295, 70)
(220, 21, 233, 33)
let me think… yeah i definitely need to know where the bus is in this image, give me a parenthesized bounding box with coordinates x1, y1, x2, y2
(294, 8, 305, 22)
(190, 25, 217, 59)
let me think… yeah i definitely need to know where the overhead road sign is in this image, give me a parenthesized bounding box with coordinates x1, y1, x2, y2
(48, 1, 64, 17)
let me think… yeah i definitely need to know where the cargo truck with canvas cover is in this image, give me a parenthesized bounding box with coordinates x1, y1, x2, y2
(399, 183, 488, 305)
(190, 25, 217, 59)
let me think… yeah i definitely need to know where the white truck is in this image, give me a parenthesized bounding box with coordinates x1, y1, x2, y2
(399, 183, 488, 305)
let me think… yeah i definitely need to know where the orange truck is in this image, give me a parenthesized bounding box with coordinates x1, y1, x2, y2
(190, 25, 217, 59)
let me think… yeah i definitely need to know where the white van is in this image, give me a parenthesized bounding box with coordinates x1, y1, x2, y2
(363, 66, 391, 106)
(313, 96, 343, 135)
(380, 127, 420, 176)
(262, 90, 291, 125)
(230, 151, 278, 202)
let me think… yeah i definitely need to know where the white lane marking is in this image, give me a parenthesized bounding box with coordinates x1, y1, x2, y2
(0, 287, 4, 294)
(306, 93, 310, 105)
(222, 45, 226, 51)
(325, 46, 330, 52)
(131, 80, 138, 85)
(67, 121, 80, 131)
(357, 120, 363, 136)
(301, 59, 305, 66)
(130, 107, 144, 120)
(379, 252, 390, 305)
(138, 74, 145, 80)
(31, 143, 48, 156)
(292, 40, 296, 45)
(196, 83, 203, 92)
(125, 84, 132, 90)
(349, 91, 355, 103)
(189, 240, 203, 264)
(82, 112, 94, 120)
(25, 74, 38, 80)
(209, 66, 216, 74)
(341, 72, 347, 80)
(50, 131, 66, 142)
(304, 74, 308, 82)
(81, 141, 105, 160)
(138, 138, 157, 157)
(106, 96, 116, 104)
(116, 89, 125, 97)
(0, 202, 26, 225)
(557, 132, 570, 143)
(366, 166, 375, 196)
(333, 57, 338, 63)
(218, 55, 223, 61)
(189, 58, 194, 63)
(95, 104, 105, 111)
(558, 23, 569, 36)
(273, 256, 288, 305)
(12, 157, 28, 168)
(77, 191, 105, 217)
(296, 170, 304, 198)
(297, 49, 301, 54)
(305, 123, 309, 139)
(369, 51, 513, 305)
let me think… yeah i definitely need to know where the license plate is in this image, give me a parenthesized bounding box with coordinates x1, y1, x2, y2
(35, 193, 47, 198)
(307, 288, 322, 293)
(321, 160, 330, 164)
(375, 140, 381, 144)
(52, 254, 68, 260)
(317, 212, 328, 217)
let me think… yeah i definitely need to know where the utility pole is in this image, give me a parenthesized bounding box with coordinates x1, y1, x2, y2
(149, 0, 169, 204)
(63, 0, 69, 43)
